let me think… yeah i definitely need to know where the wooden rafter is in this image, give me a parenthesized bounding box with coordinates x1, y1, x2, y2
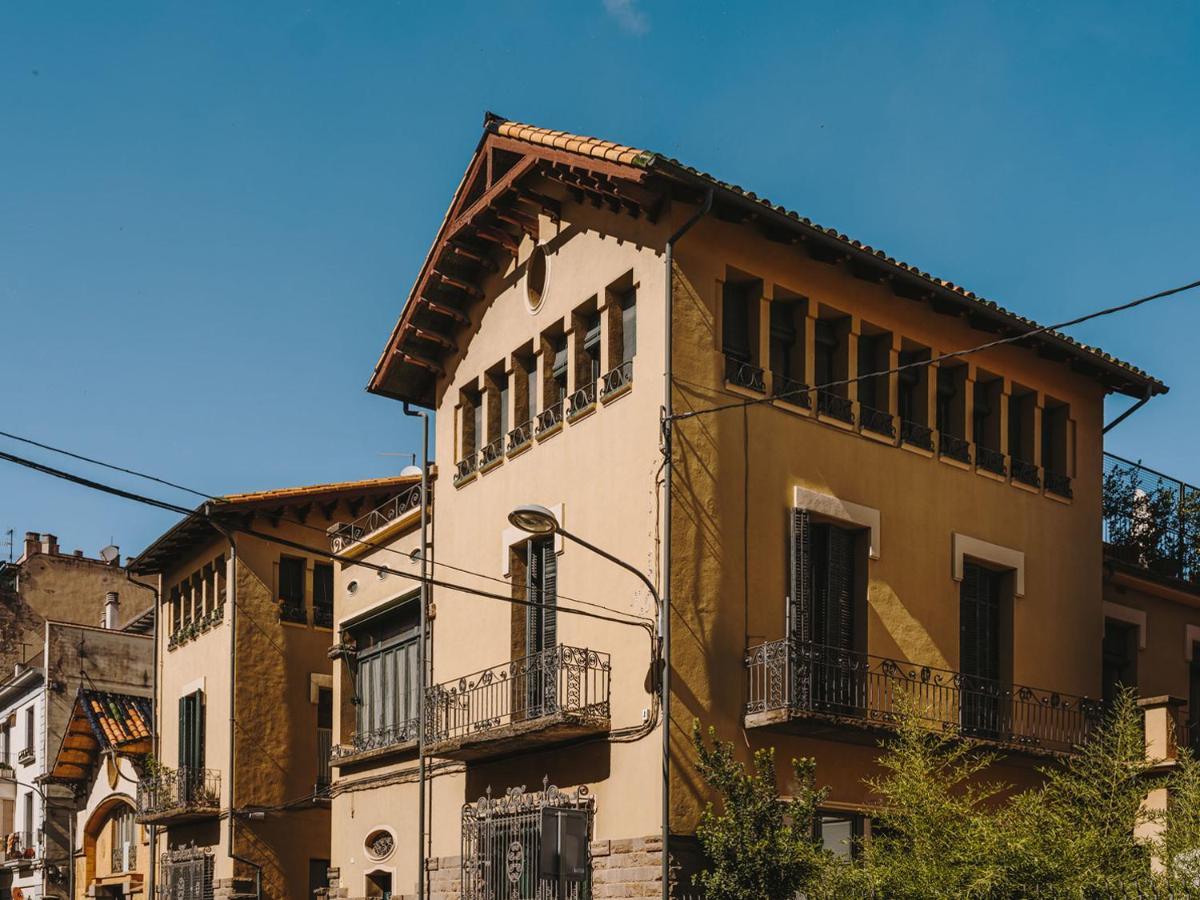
(418, 296, 471, 327)
(404, 324, 455, 351)
(431, 270, 485, 300)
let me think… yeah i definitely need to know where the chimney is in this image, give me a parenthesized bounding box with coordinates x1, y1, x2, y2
(41, 534, 58, 556)
(72, 549, 83, 558)
(103, 592, 120, 630)
(23, 532, 40, 558)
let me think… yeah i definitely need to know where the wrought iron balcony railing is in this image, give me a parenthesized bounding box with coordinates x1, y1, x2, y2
(166, 604, 225, 651)
(977, 446, 1006, 476)
(507, 419, 535, 453)
(426, 645, 610, 746)
(330, 718, 421, 764)
(328, 483, 423, 554)
(1045, 471, 1073, 499)
(725, 355, 766, 393)
(600, 360, 634, 398)
(900, 420, 934, 451)
(1012, 458, 1040, 488)
(279, 601, 306, 624)
(940, 433, 971, 464)
(859, 405, 894, 437)
(1103, 453, 1200, 585)
(566, 382, 597, 419)
(314, 605, 334, 629)
(136, 766, 222, 820)
(479, 436, 505, 469)
(745, 638, 1101, 755)
(817, 391, 854, 424)
(772, 374, 811, 408)
(536, 400, 564, 435)
(455, 452, 479, 484)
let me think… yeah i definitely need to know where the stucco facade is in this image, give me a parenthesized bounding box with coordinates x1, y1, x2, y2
(350, 115, 1164, 899)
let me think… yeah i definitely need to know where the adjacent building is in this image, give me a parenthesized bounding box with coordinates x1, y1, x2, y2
(1, 612, 154, 900)
(334, 114, 1166, 898)
(128, 478, 422, 900)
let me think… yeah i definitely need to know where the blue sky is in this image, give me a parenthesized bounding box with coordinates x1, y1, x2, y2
(1, 1, 1197, 560)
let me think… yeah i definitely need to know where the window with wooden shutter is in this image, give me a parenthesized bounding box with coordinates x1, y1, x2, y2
(959, 562, 1003, 736)
(525, 537, 558, 717)
(789, 511, 856, 651)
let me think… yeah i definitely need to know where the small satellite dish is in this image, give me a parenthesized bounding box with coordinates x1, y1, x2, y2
(400, 465, 422, 478)
(99, 545, 120, 563)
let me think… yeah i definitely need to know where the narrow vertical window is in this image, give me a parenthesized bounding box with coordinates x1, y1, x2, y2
(313, 563, 334, 628)
(279, 556, 307, 623)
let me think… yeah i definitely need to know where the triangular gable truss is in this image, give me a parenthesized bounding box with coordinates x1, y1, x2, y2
(369, 127, 668, 405)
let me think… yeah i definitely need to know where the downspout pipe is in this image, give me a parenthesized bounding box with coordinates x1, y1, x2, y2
(209, 524, 263, 900)
(403, 402, 431, 900)
(128, 569, 159, 900)
(661, 187, 712, 900)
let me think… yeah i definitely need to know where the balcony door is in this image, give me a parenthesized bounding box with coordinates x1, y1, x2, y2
(789, 509, 860, 713)
(959, 562, 1004, 737)
(177, 690, 205, 803)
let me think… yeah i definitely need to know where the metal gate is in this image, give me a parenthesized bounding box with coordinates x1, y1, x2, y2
(159, 846, 214, 900)
(461, 780, 593, 900)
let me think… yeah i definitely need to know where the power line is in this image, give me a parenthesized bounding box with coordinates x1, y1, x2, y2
(0, 448, 654, 632)
(0, 430, 651, 622)
(669, 277, 1199, 423)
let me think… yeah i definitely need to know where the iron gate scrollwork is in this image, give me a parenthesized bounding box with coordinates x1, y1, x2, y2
(159, 845, 214, 900)
(462, 779, 593, 900)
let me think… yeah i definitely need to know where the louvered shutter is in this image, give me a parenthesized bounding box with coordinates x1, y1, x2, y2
(194, 691, 205, 770)
(526, 541, 543, 658)
(959, 564, 981, 678)
(540, 538, 557, 651)
(178, 695, 190, 770)
(789, 510, 812, 643)
(827, 527, 854, 651)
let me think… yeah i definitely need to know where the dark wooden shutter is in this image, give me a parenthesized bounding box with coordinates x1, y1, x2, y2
(178, 694, 190, 770)
(540, 538, 557, 651)
(789, 509, 812, 643)
(827, 527, 854, 651)
(526, 541, 543, 658)
(195, 691, 205, 770)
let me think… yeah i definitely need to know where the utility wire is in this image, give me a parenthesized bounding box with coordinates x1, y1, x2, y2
(670, 277, 1199, 423)
(0, 430, 651, 624)
(0, 448, 654, 633)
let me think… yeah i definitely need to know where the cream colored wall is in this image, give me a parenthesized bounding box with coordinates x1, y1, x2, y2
(72, 758, 145, 898)
(667, 214, 1109, 829)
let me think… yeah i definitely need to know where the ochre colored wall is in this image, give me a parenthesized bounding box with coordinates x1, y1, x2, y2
(667, 214, 1108, 833)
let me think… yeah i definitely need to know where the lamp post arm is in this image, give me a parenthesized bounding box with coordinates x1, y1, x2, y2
(555, 527, 661, 614)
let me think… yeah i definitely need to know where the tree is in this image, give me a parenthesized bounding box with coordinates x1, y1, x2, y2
(690, 721, 833, 900)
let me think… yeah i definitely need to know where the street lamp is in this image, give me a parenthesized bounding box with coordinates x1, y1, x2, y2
(507, 505, 668, 897)
(507, 505, 660, 605)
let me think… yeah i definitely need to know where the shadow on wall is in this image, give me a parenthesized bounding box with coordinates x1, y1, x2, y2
(463, 741, 612, 803)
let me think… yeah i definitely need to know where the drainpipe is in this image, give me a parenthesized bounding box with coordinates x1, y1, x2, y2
(127, 570, 159, 900)
(403, 402, 431, 900)
(211, 527, 263, 900)
(661, 187, 712, 900)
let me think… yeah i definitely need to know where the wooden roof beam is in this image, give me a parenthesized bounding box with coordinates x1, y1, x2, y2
(395, 349, 445, 376)
(404, 323, 456, 352)
(431, 270, 485, 300)
(447, 243, 498, 273)
(418, 296, 471, 327)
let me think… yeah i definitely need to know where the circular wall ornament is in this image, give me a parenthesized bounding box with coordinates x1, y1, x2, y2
(525, 245, 549, 313)
(347, 580, 359, 595)
(365, 829, 395, 861)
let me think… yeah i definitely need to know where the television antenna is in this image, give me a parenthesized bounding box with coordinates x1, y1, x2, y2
(99, 545, 120, 564)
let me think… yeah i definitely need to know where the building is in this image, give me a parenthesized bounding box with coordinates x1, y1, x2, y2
(0, 533, 155, 674)
(47, 689, 154, 900)
(0, 612, 154, 900)
(128, 478, 424, 900)
(1099, 453, 1200, 738)
(336, 114, 1166, 899)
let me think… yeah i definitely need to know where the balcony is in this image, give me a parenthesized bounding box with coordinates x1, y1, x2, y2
(507, 419, 535, 453)
(329, 718, 421, 769)
(479, 436, 505, 470)
(745, 638, 1101, 756)
(940, 433, 971, 465)
(167, 604, 225, 651)
(977, 446, 1006, 476)
(136, 766, 221, 824)
(859, 404, 894, 437)
(425, 645, 611, 761)
(816, 390, 854, 424)
(1103, 453, 1200, 586)
(725, 355, 765, 393)
(1045, 471, 1073, 499)
(1012, 458, 1040, 488)
(772, 374, 811, 409)
(328, 483, 423, 555)
(2, 831, 35, 863)
(600, 360, 634, 399)
(454, 452, 479, 485)
(536, 400, 564, 436)
(900, 420, 934, 451)
(566, 381, 597, 421)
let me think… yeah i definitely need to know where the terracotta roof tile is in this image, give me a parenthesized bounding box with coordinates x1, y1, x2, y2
(80, 689, 153, 750)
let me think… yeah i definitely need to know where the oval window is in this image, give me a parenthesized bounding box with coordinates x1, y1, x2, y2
(526, 245, 548, 312)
